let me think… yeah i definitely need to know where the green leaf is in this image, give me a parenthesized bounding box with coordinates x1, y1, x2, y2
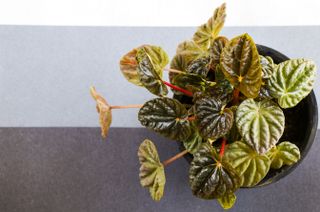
(187, 56, 211, 78)
(189, 143, 241, 199)
(260, 55, 274, 79)
(195, 97, 233, 140)
(220, 33, 262, 98)
(120, 45, 169, 86)
(236, 99, 285, 154)
(136, 48, 168, 96)
(183, 129, 203, 154)
(217, 193, 237, 210)
(193, 3, 226, 49)
(169, 41, 208, 91)
(209, 36, 228, 71)
(138, 97, 192, 141)
(226, 106, 242, 142)
(176, 40, 209, 62)
(90, 87, 112, 138)
(267, 58, 316, 108)
(172, 73, 215, 93)
(267, 141, 300, 169)
(224, 141, 271, 187)
(138, 139, 166, 201)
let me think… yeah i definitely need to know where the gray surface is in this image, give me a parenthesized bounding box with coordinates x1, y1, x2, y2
(0, 26, 320, 127)
(0, 127, 319, 212)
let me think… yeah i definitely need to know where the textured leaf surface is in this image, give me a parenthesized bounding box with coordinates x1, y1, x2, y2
(136, 48, 168, 96)
(189, 143, 240, 199)
(195, 97, 233, 140)
(209, 36, 228, 71)
(172, 73, 215, 92)
(183, 129, 203, 154)
(224, 141, 271, 187)
(236, 99, 285, 154)
(187, 57, 211, 77)
(260, 55, 274, 79)
(267, 141, 300, 169)
(138, 139, 166, 201)
(226, 106, 241, 142)
(217, 193, 237, 210)
(90, 87, 112, 138)
(220, 33, 262, 98)
(193, 3, 226, 49)
(120, 45, 168, 86)
(267, 58, 316, 108)
(138, 97, 192, 141)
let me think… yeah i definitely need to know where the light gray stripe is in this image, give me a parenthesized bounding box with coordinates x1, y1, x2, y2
(0, 26, 319, 127)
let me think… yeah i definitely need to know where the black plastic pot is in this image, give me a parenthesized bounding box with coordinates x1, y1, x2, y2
(176, 44, 318, 187)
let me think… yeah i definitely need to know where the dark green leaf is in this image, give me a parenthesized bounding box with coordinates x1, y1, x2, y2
(138, 139, 166, 201)
(172, 73, 215, 93)
(183, 129, 203, 154)
(138, 97, 192, 141)
(189, 143, 241, 199)
(226, 106, 241, 142)
(136, 48, 168, 96)
(220, 33, 262, 98)
(195, 97, 233, 140)
(217, 193, 237, 210)
(187, 56, 211, 78)
(267, 141, 300, 169)
(236, 99, 285, 154)
(224, 141, 271, 187)
(209, 36, 228, 71)
(193, 3, 226, 49)
(267, 58, 316, 108)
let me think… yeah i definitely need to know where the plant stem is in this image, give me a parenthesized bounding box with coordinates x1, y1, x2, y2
(232, 88, 240, 105)
(162, 81, 193, 97)
(162, 149, 189, 167)
(187, 116, 196, 121)
(219, 138, 227, 158)
(110, 104, 143, 109)
(163, 68, 184, 74)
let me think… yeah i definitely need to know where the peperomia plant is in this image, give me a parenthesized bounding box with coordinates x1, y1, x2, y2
(90, 3, 316, 210)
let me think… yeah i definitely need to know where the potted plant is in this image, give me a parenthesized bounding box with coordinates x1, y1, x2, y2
(90, 3, 317, 210)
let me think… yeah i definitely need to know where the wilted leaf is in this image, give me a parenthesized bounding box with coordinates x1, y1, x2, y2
(217, 193, 237, 210)
(224, 141, 271, 187)
(267, 58, 316, 108)
(267, 141, 300, 169)
(138, 97, 192, 141)
(193, 3, 226, 49)
(189, 143, 241, 199)
(236, 99, 285, 154)
(187, 56, 211, 77)
(136, 48, 168, 96)
(120, 45, 168, 86)
(138, 139, 166, 201)
(209, 36, 228, 70)
(90, 86, 112, 138)
(220, 33, 262, 98)
(195, 97, 233, 140)
(260, 55, 274, 79)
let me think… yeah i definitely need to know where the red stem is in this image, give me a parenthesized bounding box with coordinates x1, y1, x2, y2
(163, 81, 193, 97)
(232, 89, 240, 105)
(219, 138, 227, 158)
